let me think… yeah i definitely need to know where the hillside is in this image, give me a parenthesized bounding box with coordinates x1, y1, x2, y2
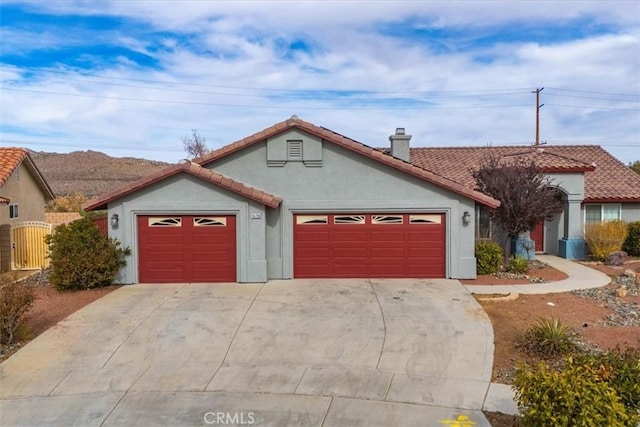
(29, 150, 170, 198)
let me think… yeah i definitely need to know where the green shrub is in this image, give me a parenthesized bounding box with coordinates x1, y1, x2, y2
(585, 220, 628, 261)
(475, 241, 503, 275)
(622, 221, 640, 257)
(517, 318, 575, 358)
(45, 217, 130, 291)
(0, 276, 36, 344)
(514, 357, 638, 427)
(573, 347, 640, 413)
(506, 256, 529, 274)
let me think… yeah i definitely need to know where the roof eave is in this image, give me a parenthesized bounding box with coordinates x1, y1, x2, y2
(83, 163, 282, 211)
(23, 154, 55, 201)
(540, 166, 596, 173)
(583, 197, 640, 203)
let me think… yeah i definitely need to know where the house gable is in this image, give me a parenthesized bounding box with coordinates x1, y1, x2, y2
(198, 117, 499, 208)
(83, 162, 282, 211)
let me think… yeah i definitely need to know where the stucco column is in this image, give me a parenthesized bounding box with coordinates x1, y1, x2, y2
(559, 198, 585, 259)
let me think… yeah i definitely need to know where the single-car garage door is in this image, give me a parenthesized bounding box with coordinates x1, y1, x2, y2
(294, 213, 445, 278)
(138, 215, 236, 283)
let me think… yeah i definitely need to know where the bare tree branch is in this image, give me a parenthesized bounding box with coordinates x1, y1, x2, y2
(182, 129, 209, 159)
(473, 155, 564, 259)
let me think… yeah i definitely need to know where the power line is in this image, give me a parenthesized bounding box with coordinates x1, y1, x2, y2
(1, 87, 534, 110)
(2, 65, 534, 96)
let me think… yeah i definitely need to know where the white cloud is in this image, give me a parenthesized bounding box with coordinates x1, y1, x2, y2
(0, 0, 638, 165)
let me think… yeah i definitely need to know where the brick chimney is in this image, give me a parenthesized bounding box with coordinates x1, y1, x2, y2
(389, 127, 411, 162)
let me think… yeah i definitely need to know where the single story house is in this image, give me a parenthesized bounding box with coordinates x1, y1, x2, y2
(0, 148, 55, 271)
(83, 116, 640, 283)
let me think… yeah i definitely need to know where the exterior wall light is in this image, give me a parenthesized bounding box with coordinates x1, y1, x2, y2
(462, 211, 471, 225)
(110, 213, 119, 228)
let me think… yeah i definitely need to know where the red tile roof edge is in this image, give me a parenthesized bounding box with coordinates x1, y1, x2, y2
(585, 197, 640, 203)
(0, 148, 55, 200)
(83, 162, 282, 211)
(197, 118, 501, 208)
(0, 197, 9, 204)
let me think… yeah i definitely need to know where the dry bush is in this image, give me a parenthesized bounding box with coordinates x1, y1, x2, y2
(585, 220, 628, 261)
(0, 276, 36, 344)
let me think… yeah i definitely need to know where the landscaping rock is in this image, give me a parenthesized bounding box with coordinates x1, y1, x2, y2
(571, 283, 640, 327)
(605, 251, 627, 266)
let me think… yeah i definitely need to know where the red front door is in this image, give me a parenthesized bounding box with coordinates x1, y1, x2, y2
(138, 215, 236, 283)
(531, 222, 544, 252)
(294, 213, 446, 278)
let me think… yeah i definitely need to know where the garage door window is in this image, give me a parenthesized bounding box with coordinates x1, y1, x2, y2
(372, 215, 403, 224)
(194, 217, 227, 226)
(409, 214, 442, 224)
(148, 217, 182, 227)
(296, 215, 328, 224)
(334, 215, 365, 224)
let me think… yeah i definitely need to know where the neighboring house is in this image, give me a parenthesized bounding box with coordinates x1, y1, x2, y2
(0, 148, 55, 272)
(83, 117, 640, 284)
(409, 145, 640, 258)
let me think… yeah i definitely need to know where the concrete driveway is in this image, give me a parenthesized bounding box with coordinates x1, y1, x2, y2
(1, 279, 494, 426)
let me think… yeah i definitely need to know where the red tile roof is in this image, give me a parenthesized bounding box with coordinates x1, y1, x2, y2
(0, 147, 55, 200)
(0, 197, 9, 204)
(83, 162, 282, 211)
(409, 146, 640, 202)
(197, 117, 501, 208)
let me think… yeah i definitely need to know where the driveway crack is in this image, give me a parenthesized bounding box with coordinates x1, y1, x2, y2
(368, 279, 387, 370)
(204, 283, 266, 390)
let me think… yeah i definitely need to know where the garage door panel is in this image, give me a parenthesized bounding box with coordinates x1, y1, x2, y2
(296, 231, 330, 241)
(370, 230, 405, 241)
(138, 215, 236, 283)
(371, 247, 405, 258)
(332, 247, 367, 257)
(294, 213, 445, 278)
(332, 231, 367, 241)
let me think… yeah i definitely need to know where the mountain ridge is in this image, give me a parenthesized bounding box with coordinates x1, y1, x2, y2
(29, 150, 171, 198)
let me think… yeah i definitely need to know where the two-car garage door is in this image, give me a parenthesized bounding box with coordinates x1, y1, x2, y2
(294, 213, 445, 278)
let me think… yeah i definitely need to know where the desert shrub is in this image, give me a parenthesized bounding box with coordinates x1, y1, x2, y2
(475, 241, 503, 275)
(0, 276, 36, 344)
(585, 220, 628, 261)
(622, 221, 640, 257)
(517, 318, 576, 358)
(573, 347, 640, 413)
(45, 216, 130, 291)
(506, 256, 529, 274)
(513, 357, 638, 427)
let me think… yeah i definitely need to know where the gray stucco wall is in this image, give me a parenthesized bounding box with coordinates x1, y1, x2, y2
(622, 203, 640, 222)
(108, 129, 485, 282)
(206, 130, 478, 280)
(107, 174, 267, 284)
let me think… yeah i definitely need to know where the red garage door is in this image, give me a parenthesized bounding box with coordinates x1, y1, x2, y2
(294, 213, 445, 278)
(138, 215, 236, 283)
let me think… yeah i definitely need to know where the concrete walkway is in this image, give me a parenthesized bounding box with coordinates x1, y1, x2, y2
(1, 279, 495, 426)
(464, 255, 611, 295)
(477, 255, 612, 416)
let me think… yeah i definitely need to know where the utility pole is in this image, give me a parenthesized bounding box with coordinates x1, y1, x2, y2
(532, 87, 544, 146)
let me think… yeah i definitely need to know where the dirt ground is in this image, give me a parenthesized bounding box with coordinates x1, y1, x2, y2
(477, 260, 640, 426)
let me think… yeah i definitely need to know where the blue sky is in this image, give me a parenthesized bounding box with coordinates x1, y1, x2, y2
(1, 0, 638, 165)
